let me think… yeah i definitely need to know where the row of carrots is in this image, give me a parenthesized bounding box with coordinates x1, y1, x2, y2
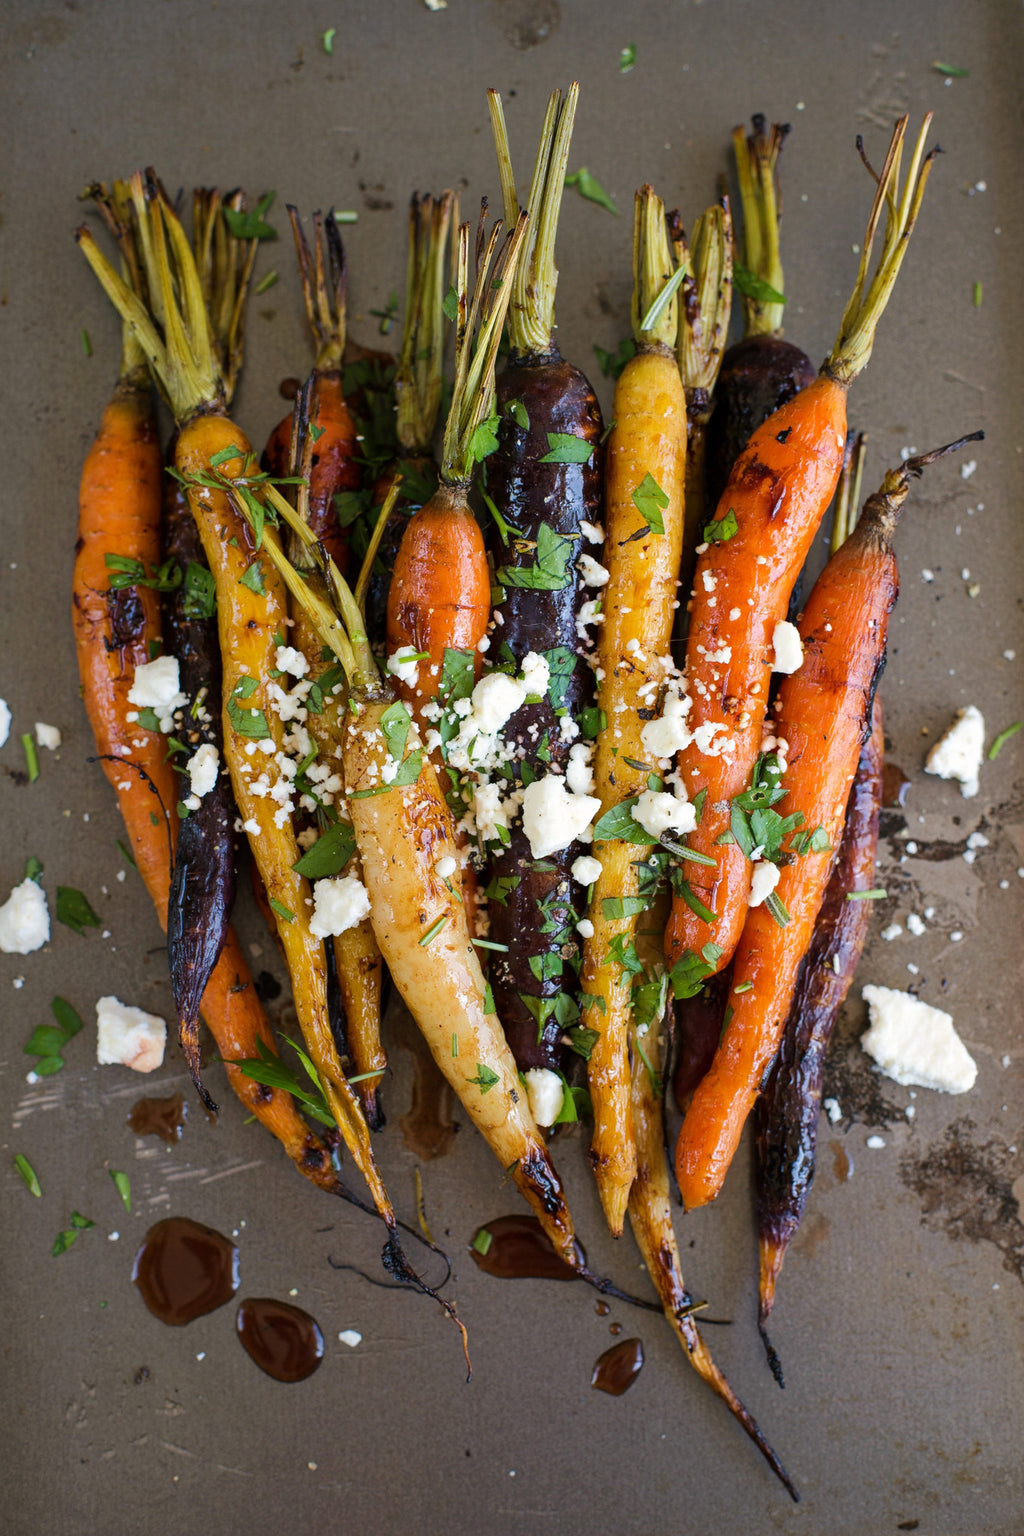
(71, 88, 977, 1498)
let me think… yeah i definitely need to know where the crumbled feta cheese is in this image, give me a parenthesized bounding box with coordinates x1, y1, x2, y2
(35, 722, 61, 751)
(435, 855, 457, 880)
(275, 645, 309, 678)
(693, 721, 730, 756)
(243, 818, 260, 835)
(524, 1067, 564, 1128)
(473, 780, 515, 844)
(866, 1135, 886, 1149)
(881, 922, 903, 942)
(575, 599, 603, 640)
(823, 1096, 843, 1124)
(965, 831, 989, 851)
(960, 459, 977, 480)
(906, 912, 926, 936)
(631, 789, 696, 840)
(309, 875, 371, 939)
(579, 520, 604, 544)
(748, 862, 781, 907)
(578, 554, 610, 588)
(566, 742, 596, 797)
(337, 1330, 362, 1348)
(521, 777, 600, 858)
(924, 705, 985, 797)
(128, 655, 187, 729)
(641, 686, 693, 762)
(0, 877, 50, 954)
(96, 995, 166, 1073)
(771, 620, 804, 674)
(386, 648, 420, 688)
(448, 672, 526, 771)
(185, 742, 219, 802)
(0, 698, 10, 748)
(860, 984, 977, 1093)
(520, 651, 550, 699)
(558, 715, 580, 744)
(571, 855, 602, 886)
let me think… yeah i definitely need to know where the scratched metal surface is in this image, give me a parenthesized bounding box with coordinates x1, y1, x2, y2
(1, 2, 1022, 1532)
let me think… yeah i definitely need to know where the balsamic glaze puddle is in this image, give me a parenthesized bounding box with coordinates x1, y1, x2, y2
(133, 1217, 239, 1325)
(236, 1297, 325, 1381)
(469, 1214, 580, 1281)
(128, 1093, 187, 1144)
(591, 1337, 644, 1395)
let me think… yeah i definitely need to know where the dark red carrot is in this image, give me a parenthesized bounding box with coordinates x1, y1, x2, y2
(484, 84, 604, 1086)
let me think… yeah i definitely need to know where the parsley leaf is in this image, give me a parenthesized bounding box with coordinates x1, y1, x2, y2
(380, 700, 412, 764)
(497, 523, 574, 591)
(468, 1063, 500, 1094)
(238, 560, 266, 596)
(565, 1024, 600, 1061)
(226, 677, 270, 740)
(593, 797, 658, 845)
(14, 1154, 41, 1197)
(291, 821, 357, 879)
(632, 473, 669, 536)
(543, 646, 576, 711)
(565, 168, 619, 216)
(538, 431, 592, 465)
(182, 561, 216, 620)
(593, 337, 636, 380)
(56, 886, 101, 935)
(733, 263, 786, 306)
(601, 896, 647, 919)
(669, 942, 723, 1000)
(224, 192, 277, 242)
(442, 283, 458, 323)
(703, 507, 739, 543)
(110, 1170, 131, 1212)
(619, 42, 636, 71)
(468, 413, 501, 465)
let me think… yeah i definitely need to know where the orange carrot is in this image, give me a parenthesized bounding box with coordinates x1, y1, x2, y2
(675, 433, 981, 1209)
(665, 114, 934, 989)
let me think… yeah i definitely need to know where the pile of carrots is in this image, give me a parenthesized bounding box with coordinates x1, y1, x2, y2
(71, 91, 979, 1499)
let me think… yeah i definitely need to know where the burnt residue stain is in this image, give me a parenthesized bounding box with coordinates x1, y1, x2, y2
(236, 1297, 324, 1382)
(133, 1217, 239, 1325)
(358, 180, 393, 211)
(493, 0, 560, 49)
(831, 1141, 853, 1182)
(823, 1014, 904, 1130)
(591, 1337, 644, 1396)
(900, 1118, 1024, 1286)
(128, 1093, 187, 1144)
(391, 1010, 457, 1160)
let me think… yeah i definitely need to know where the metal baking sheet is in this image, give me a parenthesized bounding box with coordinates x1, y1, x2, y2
(2, 2, 1022, 1532)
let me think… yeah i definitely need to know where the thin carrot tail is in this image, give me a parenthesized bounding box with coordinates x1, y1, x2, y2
(685, 1324, 798, 1498)
(757, 1233, 788, 1389)
(180, 1017, 218, 1116)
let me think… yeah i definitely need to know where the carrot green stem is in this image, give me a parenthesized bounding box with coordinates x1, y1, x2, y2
(440, 204, 530, 485)
(488, 81, 578, 356)
(829, 432, 867, 553)
(395, 191, 456, 453)
(733, 117, 788, 336)
(286, 207, 347, 371)
(632, 185, 680, 351)
(193, 189, 259, 405)
(676, 198, 733, 395)
(825, 114, 936, 386)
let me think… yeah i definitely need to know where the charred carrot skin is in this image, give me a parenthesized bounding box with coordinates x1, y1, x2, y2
(706, 334, 816, 508)
(73, 373, 337, 1192)
(675, 459, 903, 1210)
(263, 370, 359, 573)
(487, 353, 603, 1070)
(755, 699, 882, 1323)
(672, 968, 732, 1109)
(665, 372, 848, 976)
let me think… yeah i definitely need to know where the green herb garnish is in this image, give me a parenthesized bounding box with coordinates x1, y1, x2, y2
(846, 888, 887, 901)
(988, 722, 1021, 760)
(497, 522, 574, 592)
(292, 821, 357, 879)
(56, 887, 100, 935)
(15, 1154, 41, 1197)
(269, 896, 295, 923)
(22, 734, 39, 783)
(703, 507, 739, 544)
(224, 192, 277, 241)
(619, 43, 636, 71)
(468, 1063, 500, 1095)
(733, 263, 786, 306)
(238, 560, 266, 596)
(537, 431, 592, 465)
(631, 472, 669, 536)
(110, 1170, 131, 1212)
(565, 167, 619, 217)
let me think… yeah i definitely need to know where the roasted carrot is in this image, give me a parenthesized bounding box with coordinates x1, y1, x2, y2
(674, 197, 733, 600)
(163, 189, 260, 1107)
(675, 431, 982, 1210)
(386, 208, 518, 936)
(706, 117, 816, 509)
(665, 114, 935, 990)
(247, 457, 587, 1274)
(73, 194, 339, 1196)
(76, 180, 412, 1255)
(483, 83, 604, 1089)
(580, 185, 688, 1237)
(263, 209, 360, 573)
(627, 904, 799, 1500)
(755, 697, 883, 1382)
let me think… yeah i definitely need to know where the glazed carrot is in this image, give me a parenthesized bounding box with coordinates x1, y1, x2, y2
(627, 904, 798, 1500)
(665, 114, 935, 990)
(251, 458, 586, 1273)
(675, 432, 981, 1210)
(386, 208, 518, 934)
(706, 116, 816, 508)
(73, 198, 338, 1196)
(580, 186, 688, 1237)
(674, 197, 733, 600)
(76, 180, 409, 1246)
(263, 208, 360, 573)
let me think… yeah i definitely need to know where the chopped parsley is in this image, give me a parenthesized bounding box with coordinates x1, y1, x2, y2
(110, 1170, 131, 1212)
(564, 167, 619, 216)
(631, 473, 669, 536)
(497, 522, 574, 591)
(988, 721, 1021, 760)
(182, 561, 216, 620)
(56, 886, 101, 935)
(269, 896, 295, 923)
(238, 559, 266, 596)
(233, 1037, 333, 1127)
(223, 192, 277, 242)
(468, 1063, 500, 1094)
(14, 1154, 41, 1197)
(593, 337, 636, 380)
(703, 507, 739, 544)
(538, 431, 592, 465)
(669, 942, 723, 1000)
(733, 264, 786, 306)
(619, 42, 636, 71)
(291, 821, 357, 879)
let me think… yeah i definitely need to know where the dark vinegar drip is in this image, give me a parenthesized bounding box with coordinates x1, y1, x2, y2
(469, 1214, 580, 1281)
(831, 1142, 854, 1183)
(591, 1337, 644, 1396)
(279, 376, 302, 400)
(595, 1300, 610, 1317)
(236, 1298, 325, 1382)
(132, 1217, 239, 1326)
(609, 1321, 622, 1337)
(128, 1093, 187, 1144)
